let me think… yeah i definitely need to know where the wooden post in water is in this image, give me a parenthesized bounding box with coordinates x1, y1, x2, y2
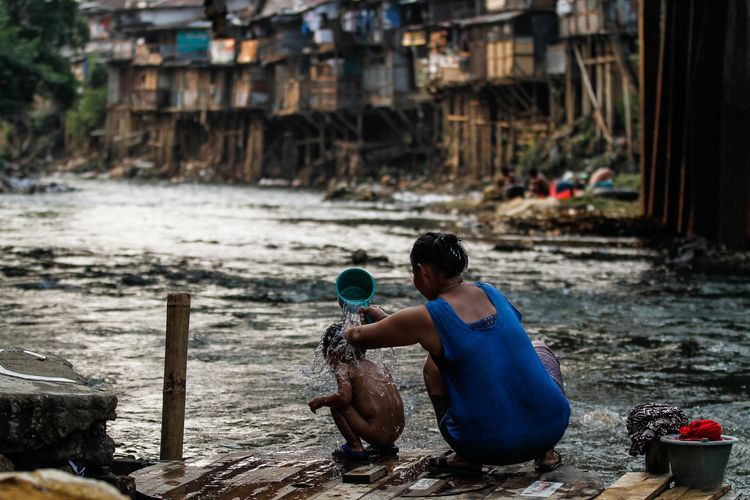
(160, 292, 191, 460)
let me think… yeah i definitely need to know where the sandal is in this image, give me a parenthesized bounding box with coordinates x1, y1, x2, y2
(332, 443, 368, 461)
(534, 450, 562, 473)
(365, 443, 399, 458)
(426, 451, 484, 475)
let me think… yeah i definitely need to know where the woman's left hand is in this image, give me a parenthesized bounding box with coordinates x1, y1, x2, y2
(360, 304, 388, 323)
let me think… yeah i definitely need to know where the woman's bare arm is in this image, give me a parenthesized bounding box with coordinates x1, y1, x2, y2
(345, 306, 442, 358)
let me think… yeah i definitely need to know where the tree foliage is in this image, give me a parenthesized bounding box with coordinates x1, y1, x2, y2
(0, 0, 88, 120)
(65, 59, 107, 149)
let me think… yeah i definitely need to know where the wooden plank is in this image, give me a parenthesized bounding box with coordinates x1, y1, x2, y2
(354, 455, 429, 499)
(344, 465, 388, 484)
(311, 481, 381, 499)
(657, 485, 730, 500)
(133, 463, 211, 497)
(210, 464, 307, 499)
(598, 472, 671, 500)
(658, 487, 693, 500)
(561, 471, 605, 500)
(267, 460, 340, 500)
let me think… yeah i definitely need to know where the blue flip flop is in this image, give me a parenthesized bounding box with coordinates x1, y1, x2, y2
(332, 443, 368, 461)
(365, 443, 399, 457)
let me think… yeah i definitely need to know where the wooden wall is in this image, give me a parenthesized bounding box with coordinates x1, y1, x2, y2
(640, 0, 750, 247)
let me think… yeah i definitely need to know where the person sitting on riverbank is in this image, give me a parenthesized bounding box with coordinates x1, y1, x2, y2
(528, 168, 551, 198)
(308, 321, 405, 460)
(587, 166, 615, 190)
(344, 232, 569, 472)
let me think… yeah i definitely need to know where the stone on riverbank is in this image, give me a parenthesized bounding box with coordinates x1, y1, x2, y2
(0, 469, 127, 499)
(0, 347, 117, 470)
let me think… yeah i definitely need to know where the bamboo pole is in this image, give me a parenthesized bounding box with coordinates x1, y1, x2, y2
(565, 43, 575, 126)
(160, 292, 191, 460)
(623, 72, 633, 161)
(573, 45, 613, 144)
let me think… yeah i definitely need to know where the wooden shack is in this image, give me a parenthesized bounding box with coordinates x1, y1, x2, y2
(363, 51, 412, 107)
(231, 66, 269, 109)
(272, 63, 309, 115)
(556, 0, 638, 153)
(257, 16, 311, 64)
(310, 57, 364, 112)
(169, 67, 227, 111)
(428, 4, 558, 181)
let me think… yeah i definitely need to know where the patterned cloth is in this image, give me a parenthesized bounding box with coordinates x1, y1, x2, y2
(626, 403, 689, 456)
(533, 342, 564, 393)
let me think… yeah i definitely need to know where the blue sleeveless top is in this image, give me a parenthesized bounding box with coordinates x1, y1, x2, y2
(426, 282, 570, 465)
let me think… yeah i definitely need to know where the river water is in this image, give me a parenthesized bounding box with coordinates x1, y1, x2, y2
(0, 177, 747, 491)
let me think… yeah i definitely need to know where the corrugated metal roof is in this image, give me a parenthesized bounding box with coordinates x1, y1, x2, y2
(256, 0, 331, 18)
(141, 0, 204, 8)
(79, 0, 131, 12)
(456, 10, 523, 27)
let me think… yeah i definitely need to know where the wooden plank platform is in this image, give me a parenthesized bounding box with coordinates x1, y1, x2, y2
(598, 472, 734, 500)
(129, 450, 604, 499)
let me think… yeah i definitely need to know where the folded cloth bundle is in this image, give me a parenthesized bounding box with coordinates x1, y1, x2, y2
(679, 419, 722, 441)
(627, 402, 689, 456)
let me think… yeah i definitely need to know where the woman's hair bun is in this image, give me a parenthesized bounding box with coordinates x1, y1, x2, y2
(441, 234, 459, 245)
(411, 231, 468, 278)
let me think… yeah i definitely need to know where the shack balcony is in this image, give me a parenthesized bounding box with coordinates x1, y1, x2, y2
(485, 0, 556, 12)
(133, 43, 163, 65)
(236, 39, 259, 64)
(425, 53, 476, 87)
(309, 60, 364, 112)
(271, 78, 310, 116)
(486, 37, 539, 81)
(159, 44, 210, 63)
(171, 88, 225, 111)
(231, 68, 269, 109)
(558, 0, 638, 37)
(130, 89, 171, 111)
(310, 79, 363, 112)
(258, 32, 311, 64)
(111, 39, 134, 61)
(364, 52, 413, 107)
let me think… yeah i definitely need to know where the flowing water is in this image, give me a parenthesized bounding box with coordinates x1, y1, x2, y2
(0, 177, 747, 491)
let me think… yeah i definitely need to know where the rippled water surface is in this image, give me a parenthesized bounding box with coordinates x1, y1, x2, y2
(0, 178, 747, 491)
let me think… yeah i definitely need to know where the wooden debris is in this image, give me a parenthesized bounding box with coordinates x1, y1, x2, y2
(342, 465, 388, 484)
(598, 472, 672, 500)
(598, 472, 734, 500)
(655, 484, 731, 500)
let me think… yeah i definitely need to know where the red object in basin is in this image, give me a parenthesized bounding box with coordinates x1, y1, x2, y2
(678, 419, 723, 441)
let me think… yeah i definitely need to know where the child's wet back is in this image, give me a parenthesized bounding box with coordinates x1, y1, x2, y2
(308, 321, 404, 459)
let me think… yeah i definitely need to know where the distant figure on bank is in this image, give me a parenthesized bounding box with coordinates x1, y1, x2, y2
(550, 171, 577, 200)
(500, 166, 526, 199)
(308, 321, 404, 460)
(587, 166, 615, 190)
(528, 168, 550, 198)
(485, 166, 523, 201)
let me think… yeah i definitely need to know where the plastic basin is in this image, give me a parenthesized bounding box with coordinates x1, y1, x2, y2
(660, 434, 737, 489)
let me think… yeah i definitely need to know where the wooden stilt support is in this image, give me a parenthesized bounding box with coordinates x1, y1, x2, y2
(565, 43, 575, 126)
(160, 293, 191, 461)
(623, 71, 633, 162)
(573, 45, 613, 143)
(639, 0, 660, 216)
